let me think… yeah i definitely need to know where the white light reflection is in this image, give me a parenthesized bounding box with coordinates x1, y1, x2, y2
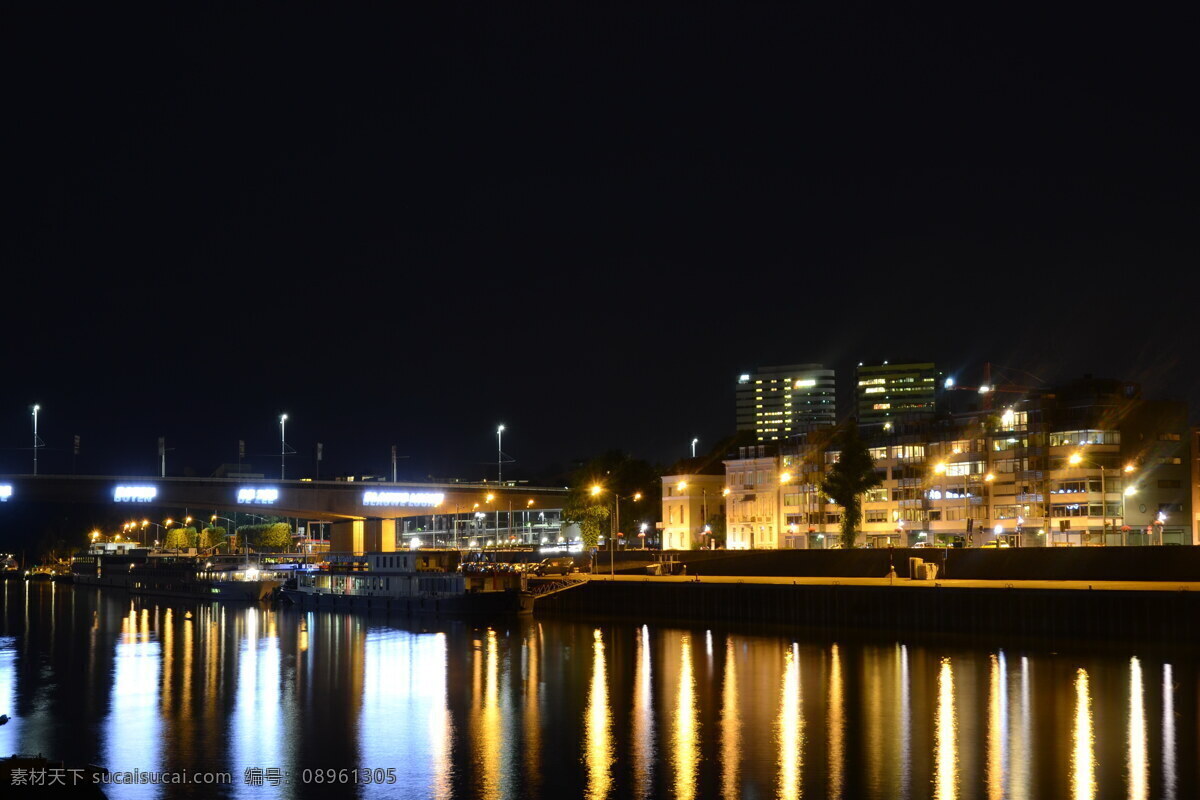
(1009, 656, 1031, 800)
(232, 609, 282, 800)
(777, 642, 803, 798)
(1162, 664, 1176, 800)
(359, 628, 452, 800)
(632, 625, 655, 799)
(987, 652, 1009, 800)
(104, 606, 162, 800)
(0, 637, 16, 753)
(1071, 668, 1095, 800)
(1128, 657, 1147, 800)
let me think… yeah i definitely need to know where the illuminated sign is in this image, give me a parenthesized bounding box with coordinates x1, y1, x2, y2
(114, 485, 157, 502)
(0, 485, 11, 502)
(362, 490, 445, 507)
(238, 487, 279, 504)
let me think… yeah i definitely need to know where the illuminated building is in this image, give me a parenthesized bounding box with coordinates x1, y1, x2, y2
(735, 364, 835, 442)
(855, 361, 941, 429)
(719, 376, 1195, 548)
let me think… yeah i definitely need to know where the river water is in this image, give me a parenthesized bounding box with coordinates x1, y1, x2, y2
(1, 580, 1194, 799)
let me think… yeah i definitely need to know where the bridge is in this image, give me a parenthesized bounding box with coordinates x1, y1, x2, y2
(0, 474, 570, 553)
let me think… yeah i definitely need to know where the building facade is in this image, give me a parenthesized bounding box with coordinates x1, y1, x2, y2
(719, 377, 1195, 548)
(660, 472, 725, 550)
(736, 364, 836, 442)
(855, 361, 941, 430)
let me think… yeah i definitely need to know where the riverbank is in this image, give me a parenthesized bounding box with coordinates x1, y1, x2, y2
(534, 574, 1200, 639)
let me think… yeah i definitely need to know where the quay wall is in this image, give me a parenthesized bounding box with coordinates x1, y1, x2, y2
(535, 579, 1200, 639)
(603, 546, 1200, 581)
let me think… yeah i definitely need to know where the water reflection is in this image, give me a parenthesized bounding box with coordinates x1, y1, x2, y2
(584, 628, 613, 800)
(1, 583, 1197, 800)
(987, 652, 1008, 800)
(632, 625, 655, 799)
(232, 608, 283, 800)
(1009, 656, 1031, 800)
(359, 626, 452, 799)
(1072, 668, 1095, 800)
(897, 644, 911, 800)
(1162, 664, 1176, 800)
(522, 624, 541, 798)
(105, 604, 162, 800)
(933, 657, 957, 800)
(475, 628, 505, 800)
(1128, 657, 1147, 800)
(720, 636, 739, 800)
(828, 643, 844, 800)
(777, 643, 803, 798)
(673, 634, 699, 800)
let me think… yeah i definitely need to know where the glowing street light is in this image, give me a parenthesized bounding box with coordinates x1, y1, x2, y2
(31, 404, 43, 475)
(691, 438, 699, 458)
(280, 414, 288, 480)
(497, 425, 506, 485)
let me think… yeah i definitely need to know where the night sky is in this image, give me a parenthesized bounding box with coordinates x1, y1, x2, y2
(3, 5, 1197, 484)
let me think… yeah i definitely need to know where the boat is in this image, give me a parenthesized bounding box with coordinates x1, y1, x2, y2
(281, 549, 533, 615)
(71, 544, 283, 601)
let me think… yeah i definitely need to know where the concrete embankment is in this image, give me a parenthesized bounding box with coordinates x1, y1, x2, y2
(535, 572, 1200, 639)
(604, 545, 1200, 581)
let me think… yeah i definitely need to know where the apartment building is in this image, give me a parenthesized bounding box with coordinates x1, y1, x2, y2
(718, 376, 1194, 548)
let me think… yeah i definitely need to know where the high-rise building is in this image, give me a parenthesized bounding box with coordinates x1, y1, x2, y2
(736, 364, 835, 441)
(855, 361, 940, 428)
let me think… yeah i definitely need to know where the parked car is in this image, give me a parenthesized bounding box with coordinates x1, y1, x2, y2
(535, 557, 575, 577)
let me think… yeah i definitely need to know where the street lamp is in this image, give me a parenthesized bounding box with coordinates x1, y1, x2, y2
(32, 404, 42, 475)
(497, 425, 505, 485)
(142, 519, 165, 550)
(280, 414, 288, 480)
(691, 438, 699, 458)
(591, 484, 641, 574)
(211, 515, 239, 558)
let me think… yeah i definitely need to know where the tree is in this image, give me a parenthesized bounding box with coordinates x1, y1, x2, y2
(165, 526, 196, 550)
(820, 420, 882, 549)
(561, 451, 662, 551)
(239, 522, 293, 552)
(199, 526, 226, 551)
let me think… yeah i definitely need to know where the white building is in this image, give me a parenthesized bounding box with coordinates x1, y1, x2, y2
(660, 472, 725, 550)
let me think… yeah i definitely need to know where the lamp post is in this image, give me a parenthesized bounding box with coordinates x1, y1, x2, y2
(280, 414, 288, 480)
(31, 404, 42, 475)
(211, 515, 239, 559)
(591, 484, 641, 574)
(497, 425, 505, 485)
(1122, 485, 1137, 547)
(984, 472, 996, 544)
(691, 438, 698, 459)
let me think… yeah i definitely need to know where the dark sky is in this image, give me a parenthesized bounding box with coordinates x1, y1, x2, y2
(3, 4, 1197, 483)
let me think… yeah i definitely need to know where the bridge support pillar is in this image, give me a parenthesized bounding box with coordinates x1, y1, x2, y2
(330, 520, 364, 554)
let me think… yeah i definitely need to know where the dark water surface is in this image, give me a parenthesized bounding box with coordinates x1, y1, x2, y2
(1, 580, 1196, 799)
